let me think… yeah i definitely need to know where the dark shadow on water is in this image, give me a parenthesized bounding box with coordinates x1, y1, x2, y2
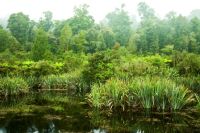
(0, 94, 200, 133)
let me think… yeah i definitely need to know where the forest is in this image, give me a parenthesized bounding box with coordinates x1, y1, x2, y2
(0, 2, 200, 113)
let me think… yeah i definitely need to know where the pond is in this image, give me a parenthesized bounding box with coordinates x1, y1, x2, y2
(0, 94, 200, 133)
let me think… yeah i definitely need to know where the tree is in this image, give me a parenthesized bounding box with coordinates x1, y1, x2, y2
(85, 26, 106, 53)
(136, 2, 159, 54)
(31, 29, 50, 61)
(137, 2, 155, 20)
(0, 28, 20, 52)
(69, 4, 94, 34)
(72, 30, 87, 53)
(106, 5, 132, 46)
(101, 27, 116, 49)
(7, 12, 30, 45)
(59, 24, 72, 52)
(38, 11, 53, 32)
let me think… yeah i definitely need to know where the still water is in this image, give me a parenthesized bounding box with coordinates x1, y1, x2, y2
(0, 94, 200, 133)
(0, 110, 200, 133)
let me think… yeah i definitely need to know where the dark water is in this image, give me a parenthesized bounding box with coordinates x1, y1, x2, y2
(1, 110, 200, 133)
(0, 95, 200, 133)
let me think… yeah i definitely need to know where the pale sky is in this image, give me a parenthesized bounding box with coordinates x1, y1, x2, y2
(0, 0, 200, 22)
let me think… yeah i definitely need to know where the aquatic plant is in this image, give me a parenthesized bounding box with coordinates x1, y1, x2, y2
(129, 77, 195, 111)
(0, 77, 28, 96)
(88, 77, 195, 111)
(40, 71, 81, 95)
(87, 78, 129, 110)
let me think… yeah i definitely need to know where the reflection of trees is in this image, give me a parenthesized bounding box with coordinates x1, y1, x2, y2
(92, 128, 107, 133)
(42, 121, 56, 133)
(27, 124, 39, 133)
(26, 121, 56, 133)
(89, 110, 194, 133)
(0, 127, 7, 133)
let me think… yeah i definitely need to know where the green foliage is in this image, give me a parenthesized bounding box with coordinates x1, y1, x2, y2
(85, 26, 106, 53)
(175, 76, 200, 94)
(40, 71, 82, 95)
(82, 51, 115, 85)
(0, 28, 20, 52)
(59, 24, 72, 52)
(38, 11, 53, 32)
(106, 6, 132, 46)
(62, 51, 87, 72)
(31, 29, 51, 61)
(31, 60, 59, 77)
(87, 78, 128, 109)
(69, 4, 94, 34)
(88, 77, 194, 111)
(7, 12, 30, 44)
(115, 55, 176, 79)
(172, 52, 200, 75)
(0, 77, 28, 96)
(130, 77, 194, 111)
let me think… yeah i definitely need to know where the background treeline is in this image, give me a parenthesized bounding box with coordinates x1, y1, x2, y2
(1, 2, 200, 61)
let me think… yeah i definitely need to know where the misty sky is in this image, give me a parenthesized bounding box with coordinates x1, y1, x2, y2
(0, 0, 200, 22)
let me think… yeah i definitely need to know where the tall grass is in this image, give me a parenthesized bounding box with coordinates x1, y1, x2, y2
(40, 71, 82, 95)
(88, 77, 195, 111)
(87, 78, 128, 110)
(129, 77, 195, 111)
(0, 77, 28, 96)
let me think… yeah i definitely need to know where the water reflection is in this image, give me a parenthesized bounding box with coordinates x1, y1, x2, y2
(92, 128, 107, 133)
(0, 127, 7, 133)
(0, 111, 200, 133)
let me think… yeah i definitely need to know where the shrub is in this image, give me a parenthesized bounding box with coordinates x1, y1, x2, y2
(115, 56, 177, 79)
(144, 54, 171, 67)
(31, 60, 59, 77)
(172, 52, 200, 76)
(82, 51, 115, 85)
(0, 77, 28, 96)
(62, 51, 87, 72)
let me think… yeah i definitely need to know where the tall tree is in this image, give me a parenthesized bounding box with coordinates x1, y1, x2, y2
(101, 27, 116, 49)
(85, 26, 106, 53)
(68, 4, 94, 34)
(136, 2, 159, 54)
(0, 28, 20, 52)
(38, 11, 53, 32)
(59, 24, 72, 52)
(7, 12, 30, 45)
(106, 4, 132, 46)
(72, 30, 87, 53)
(31, 29, 50, 61)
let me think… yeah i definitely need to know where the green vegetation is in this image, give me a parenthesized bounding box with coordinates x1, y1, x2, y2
(87, 77, 194, 111)
(0, 77, 28, 96)
(1, 2, 200, 114)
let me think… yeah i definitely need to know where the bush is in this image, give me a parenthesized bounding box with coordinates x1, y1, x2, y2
(172, 52, 200, 76)
(31, 60, 59, 77)
(0, 77, 28, 96)
(82, 51, 115, 85)
(62, 51, 87, 72)
(115, 56, 178, 79)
